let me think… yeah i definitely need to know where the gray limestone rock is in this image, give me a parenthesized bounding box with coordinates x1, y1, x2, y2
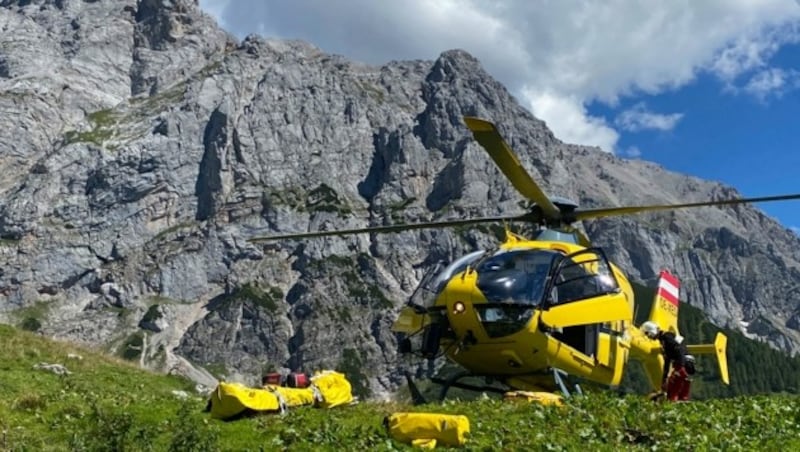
(2, 0, 800, 398)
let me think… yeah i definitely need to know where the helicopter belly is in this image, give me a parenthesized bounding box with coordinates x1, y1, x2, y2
(545, 334, 620, 384)
(444, 335, 623, 389)
(443, 322, 627, 388)
(446, 340, 546, 376)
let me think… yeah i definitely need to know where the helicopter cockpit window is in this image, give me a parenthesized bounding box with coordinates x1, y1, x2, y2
(549, 250, 619, 305)
(475, 304, 535, 338)
(472, 249, 560, 338)
(410, 250, 486, 308)
(475, 249, 561, 306)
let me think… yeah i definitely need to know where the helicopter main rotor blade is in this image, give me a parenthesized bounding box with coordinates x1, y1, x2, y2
(464, 117, 561, 220)
(571, 193, 800, 222)
(247, 214, 526, 242)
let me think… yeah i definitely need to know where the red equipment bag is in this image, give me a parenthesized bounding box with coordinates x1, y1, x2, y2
(287, 372, 309, 388)
(262, 372, 284, 386)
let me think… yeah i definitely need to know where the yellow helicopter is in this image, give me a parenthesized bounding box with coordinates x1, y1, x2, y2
(250, 116, 800, 400)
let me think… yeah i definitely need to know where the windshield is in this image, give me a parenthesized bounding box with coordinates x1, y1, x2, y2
(475, 249, 561, 305)
(410, 250, 486, 308)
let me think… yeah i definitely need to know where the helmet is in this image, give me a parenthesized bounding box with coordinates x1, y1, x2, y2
(641, 321, 659, 339)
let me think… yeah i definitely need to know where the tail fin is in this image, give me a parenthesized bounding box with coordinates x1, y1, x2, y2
(648, 270, 680, 335)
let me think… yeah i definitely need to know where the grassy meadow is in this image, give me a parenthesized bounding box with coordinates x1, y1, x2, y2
(1, 324, 798, 451)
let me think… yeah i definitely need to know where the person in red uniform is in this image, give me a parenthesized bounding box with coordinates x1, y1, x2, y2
(641, 321, 696, 401)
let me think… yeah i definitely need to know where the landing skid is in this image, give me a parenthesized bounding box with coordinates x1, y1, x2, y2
(404, 368, 582, 405)
(552, 368, 583, 398)
(433, 371, 509, 401)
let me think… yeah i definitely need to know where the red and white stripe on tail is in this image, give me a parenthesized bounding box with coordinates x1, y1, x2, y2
(657, 271, 680, 307)
(648, 270, 680, 335)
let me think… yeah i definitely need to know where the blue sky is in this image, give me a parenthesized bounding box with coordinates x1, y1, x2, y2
(589, 43, 800, 233)
(200, 0, 800, 233)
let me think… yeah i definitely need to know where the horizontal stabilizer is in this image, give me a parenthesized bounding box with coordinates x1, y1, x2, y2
(686, 332, 729, 385)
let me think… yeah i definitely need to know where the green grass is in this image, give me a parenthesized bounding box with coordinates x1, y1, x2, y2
(63, 81, 189, 151)
(63, 109, 120, 147)
(227, 283, 283, 312)
(0, 237, 21, 246)
(152, 222, 196, 241)
(10, 300, 53, 333)
(1, 324, 799, 450)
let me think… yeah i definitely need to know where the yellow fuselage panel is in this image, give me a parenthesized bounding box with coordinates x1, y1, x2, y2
(391, 306, 430, 334)
(498, 239, 579, 254)
(442, 306, 549, 377)
(443, 325, 626, 387)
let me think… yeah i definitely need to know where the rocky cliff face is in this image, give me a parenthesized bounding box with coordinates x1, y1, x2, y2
(2, 0, 799, 396)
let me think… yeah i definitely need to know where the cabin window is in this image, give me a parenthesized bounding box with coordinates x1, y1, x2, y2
(547, 249, 619, 305)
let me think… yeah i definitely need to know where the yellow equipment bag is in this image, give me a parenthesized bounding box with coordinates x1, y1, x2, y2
(264, 384, 318, 408)
(207, 382, 286, 420)
(310, 370, 354, 408)
(503, 390, 564, 407)
(385, 412, 470, 448)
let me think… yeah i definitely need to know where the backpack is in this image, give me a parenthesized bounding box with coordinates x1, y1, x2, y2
(684, 354, 696, 375)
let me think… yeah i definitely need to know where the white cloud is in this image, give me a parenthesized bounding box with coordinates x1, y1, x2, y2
(521, 88, 619, 151)
(710, 24, 800, 82)
(615, 103, 684, 133)
(791, 226, 800, 236)
(199, 0, 800, 152)
(743, 68, 800, 100)
(622, 146, 643, 158)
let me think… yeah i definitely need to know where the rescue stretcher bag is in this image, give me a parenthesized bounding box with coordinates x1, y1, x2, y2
(207, 382, 286, 420)
(384, 412, 470, 448)
(310, 370, 354, 408)
(263, 384, 318, 408)
(503, 390, 564, 406)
